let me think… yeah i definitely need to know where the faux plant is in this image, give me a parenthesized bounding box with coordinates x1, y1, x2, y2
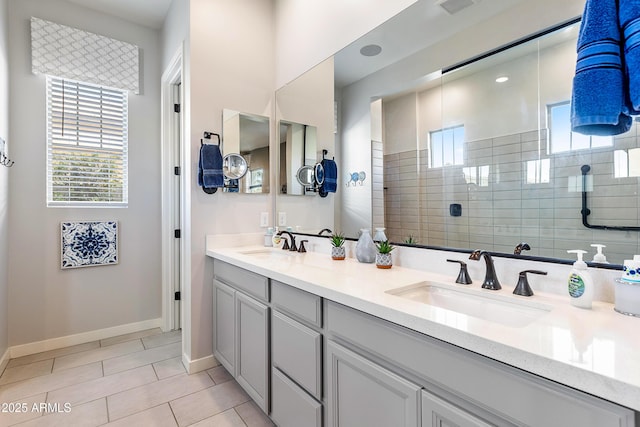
(376, 240, 395, 254)
(404, 235, 417, 245)
(331, 233, 346, 248)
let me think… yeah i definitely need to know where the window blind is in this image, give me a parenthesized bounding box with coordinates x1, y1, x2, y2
(47, 76, 128, 207)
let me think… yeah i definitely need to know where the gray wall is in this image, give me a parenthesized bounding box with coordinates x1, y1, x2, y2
(0, 0, 9, 361)
(7, 0, 162, 346)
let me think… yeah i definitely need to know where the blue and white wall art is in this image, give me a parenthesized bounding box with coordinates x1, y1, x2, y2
(61, 221, 118, 269)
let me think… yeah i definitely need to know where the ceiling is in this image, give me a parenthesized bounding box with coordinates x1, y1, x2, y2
(66, 0, 172, 30)
(334, 0, 529, 88)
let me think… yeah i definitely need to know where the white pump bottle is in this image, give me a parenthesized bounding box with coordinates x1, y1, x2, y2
(567, 250, 593, 309)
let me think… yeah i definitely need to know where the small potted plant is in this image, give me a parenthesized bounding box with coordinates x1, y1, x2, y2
(404, 235, 417, 245)
(331, 233, 346, 260)
(375, 240, 395, 269)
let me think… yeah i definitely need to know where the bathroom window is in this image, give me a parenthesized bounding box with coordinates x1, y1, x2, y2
(463, 165, 489, 186)
(429, 125, 465, 168)
(548, 102, 612, 154)
(614, 149, 640, 178)
(46, 76, 128, 207)
(525, 158, 550, 184)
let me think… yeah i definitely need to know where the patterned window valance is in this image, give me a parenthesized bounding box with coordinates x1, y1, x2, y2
(31, 17, 139, 94)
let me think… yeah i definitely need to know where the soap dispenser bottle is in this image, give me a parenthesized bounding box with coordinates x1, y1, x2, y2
(590, 244, 608, 264)
(567, 250, 593, 309)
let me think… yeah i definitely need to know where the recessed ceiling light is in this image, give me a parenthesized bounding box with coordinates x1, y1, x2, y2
(360, 44, 382, 57)
(495, 76, 509, 83)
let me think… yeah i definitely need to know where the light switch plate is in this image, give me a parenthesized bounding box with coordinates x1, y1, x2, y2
(260, 212, 269, 227)
(278, 212, 287, 226)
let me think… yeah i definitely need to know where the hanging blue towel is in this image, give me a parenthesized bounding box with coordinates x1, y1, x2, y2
(571, 0, 632, 136)
(321, 158, 337, 193)
(198, 143, 224, 188)
(620, 1, 640, 112)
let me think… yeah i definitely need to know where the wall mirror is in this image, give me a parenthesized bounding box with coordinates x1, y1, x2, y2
(279, 121, 318, 195)
(275, 2, 640, 265)
(222, 109, 270, 194)
(275, 57, 335, 232)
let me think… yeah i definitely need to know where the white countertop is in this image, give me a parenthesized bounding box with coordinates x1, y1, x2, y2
(207, 245, 640, 411)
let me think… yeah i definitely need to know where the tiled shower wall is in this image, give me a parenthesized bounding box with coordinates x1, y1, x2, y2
(384, 126, 640, 265)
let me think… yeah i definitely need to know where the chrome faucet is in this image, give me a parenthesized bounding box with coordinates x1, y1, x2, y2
(469, 250, 501, 290)
(278, 231, 298, 252)
(318, 228, 333, 236)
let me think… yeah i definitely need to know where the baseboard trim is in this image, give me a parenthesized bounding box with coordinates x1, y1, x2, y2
(10, 318, 163, 359)
(183, 352, 218, 374)
(0, 347, 10, 376)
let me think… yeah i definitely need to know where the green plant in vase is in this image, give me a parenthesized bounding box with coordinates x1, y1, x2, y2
(375, 240, 395, 269)
(331, 233, 346, 260)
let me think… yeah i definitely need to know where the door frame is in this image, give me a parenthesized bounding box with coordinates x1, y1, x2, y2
(161, 45, 185, 333)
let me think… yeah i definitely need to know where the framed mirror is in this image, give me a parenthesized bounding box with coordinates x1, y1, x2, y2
(279, 121, 318, 195)
(274, 0, 640, 265)
(222, 109, 270, 194)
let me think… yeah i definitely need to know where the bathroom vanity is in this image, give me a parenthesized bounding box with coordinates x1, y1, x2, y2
(208, 245, 639, 427)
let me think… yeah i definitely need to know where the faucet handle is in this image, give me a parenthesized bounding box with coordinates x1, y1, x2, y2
(514, 242, 531, 255)
(513, 270, 547, 296)
(298, 240, 308, 253)
(281, 236, 290, 250)
(447, 259, 472, 285)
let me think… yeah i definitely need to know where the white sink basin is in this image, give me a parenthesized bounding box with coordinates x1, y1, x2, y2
(386, 281, 552, 328)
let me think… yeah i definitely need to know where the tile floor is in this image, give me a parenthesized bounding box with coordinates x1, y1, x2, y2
(0, 329, 275, 426)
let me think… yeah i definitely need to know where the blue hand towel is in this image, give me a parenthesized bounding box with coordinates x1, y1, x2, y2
(198, 144, 224, 188)
(620, 1, 640, 112)
(571, 0, 632, 136)
(321, 159, 337, 193)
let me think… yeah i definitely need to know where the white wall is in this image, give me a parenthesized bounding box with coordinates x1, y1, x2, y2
(7, 0, 162, 346)
(0, 0, 9, 361)
(161, 0, 188, 72)
(274, 0, 417, 88)
(188, 0, 275, 360)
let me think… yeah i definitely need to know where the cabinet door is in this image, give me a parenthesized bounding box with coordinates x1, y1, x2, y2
(272, 310, 322, 399)
(236, 292, 269, 412)
(327, 340, 421, 427)
(422, 390, 492, 427)
(271, 367, 322, 427)
(213, 279, 235, 376)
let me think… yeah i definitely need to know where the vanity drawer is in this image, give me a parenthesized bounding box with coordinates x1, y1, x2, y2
(272, 280, 322, 327)
(272, 309, 322, 399)
(271, 367, 322, 427)
(213, 259, 269, 302)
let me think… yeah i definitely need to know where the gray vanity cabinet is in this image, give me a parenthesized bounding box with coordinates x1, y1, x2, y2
(212, 279, 236, 375)
(270, 280, 324, 427)
(212, 260, 270, 413)
(235, 291, 269, 411)
(326, 340, 421, 427)
(421, 390, 492, 427)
